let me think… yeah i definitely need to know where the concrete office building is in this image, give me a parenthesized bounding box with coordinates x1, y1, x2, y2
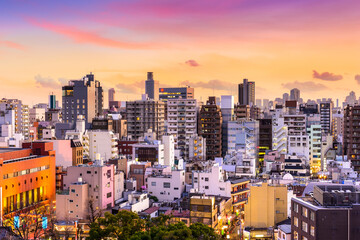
(167, 99, 197, 158)
(238, 79, 255, 106)
(159, 86, 194, 101)
(62, 73, 103, 126)
(145, 72, 159, 100)
(126, 100, 165, 140)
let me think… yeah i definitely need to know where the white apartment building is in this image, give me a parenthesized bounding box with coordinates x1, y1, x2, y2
(0, 99, 30, 139)
(221, 150, 256, 178)
(29, 107, 46, 123)
(167, 99, 197, 159)
(284, 114, 309, 160)
(272, 117, 288, 154)
(147, 170, 185, 202)
(226, 120, 259, 159)
(162, 135, 175, 167)
(191, 164, 232, 197)
(86, 129, 118, 160)
(188, 134, 206, 160)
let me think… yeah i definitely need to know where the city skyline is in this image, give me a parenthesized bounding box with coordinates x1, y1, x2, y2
(1, 0, 359, 105)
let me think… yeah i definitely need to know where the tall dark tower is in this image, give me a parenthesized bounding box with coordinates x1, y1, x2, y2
(238, 78, 255, 106)
(145, 72, 159, 100)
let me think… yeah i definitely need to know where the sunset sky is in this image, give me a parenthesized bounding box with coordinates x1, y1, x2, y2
(0, 0, 359, 107)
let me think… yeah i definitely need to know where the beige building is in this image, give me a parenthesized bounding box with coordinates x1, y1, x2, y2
(244, 182, 291, 229)
(56, 180, 89, 221)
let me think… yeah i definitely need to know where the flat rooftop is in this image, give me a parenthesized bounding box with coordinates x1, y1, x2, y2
(0, 148, 24, 153)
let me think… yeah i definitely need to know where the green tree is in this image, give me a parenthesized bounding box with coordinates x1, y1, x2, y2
(89, 211, 145, 240)
(89, 210, 221, 240)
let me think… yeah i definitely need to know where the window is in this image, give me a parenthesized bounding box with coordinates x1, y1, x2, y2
(293, 231, 298, 240)
(302, 221, 308, 232)
(310, 211, 315, 221)
(310, 226, 315, 236)
(205, 186, 209, 189)
(205, 177, 209, 182)
(71, 189, 75, 193)
(87, 171, 91, 174)
(151, 182, 156, 186)
(164, 182, 170, 188)
(69, 200, 73, 203)
(302, 237, 308, 240)
(174, 187, 179, 190)
(302, 207, 308, 218)
(294, 217, 298, 227)
(294, 203, 299, 213)
(107, 192, 112, 198)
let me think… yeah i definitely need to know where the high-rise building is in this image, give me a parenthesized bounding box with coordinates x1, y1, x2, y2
(320, 101, 333, 135)
(343, 105, 360, 172)
(126, 100, 165, 140)
(49, 93, 56, 109)
(198, 97, 222, 160)
(307, 125, 322, 174)
(108, 88, 115, 102)
(284, 114, 309, 160)
(238, 79, 255, 106)
(159, 86, 194, 101)
(331, 108, 343, 142)
(145, 72, 159, 100)
(62, 73, 103, 126)
(290, 88, 300, 102)
(282, 93, 289, 103)
(258, 118, 272, 169)
(167, 99, 197, 158)
(221, 95, 234, 156)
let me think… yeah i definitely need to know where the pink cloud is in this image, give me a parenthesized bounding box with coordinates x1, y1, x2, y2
(0, 40, 26, 50)
(313, 70, 343, 81)
(26, 18, 154, 49)
(185, 60, 200, 67)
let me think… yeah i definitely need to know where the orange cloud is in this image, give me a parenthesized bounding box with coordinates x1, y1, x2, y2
(26, 18, 153, 49)
(0, 40, 26, 50)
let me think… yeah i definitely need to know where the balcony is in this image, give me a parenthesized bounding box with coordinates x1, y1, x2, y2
(231, 187, 250, 195)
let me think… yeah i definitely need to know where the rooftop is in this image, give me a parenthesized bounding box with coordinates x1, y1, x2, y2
(0, 148, 24, 153)
(278, 224, 291, 234)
